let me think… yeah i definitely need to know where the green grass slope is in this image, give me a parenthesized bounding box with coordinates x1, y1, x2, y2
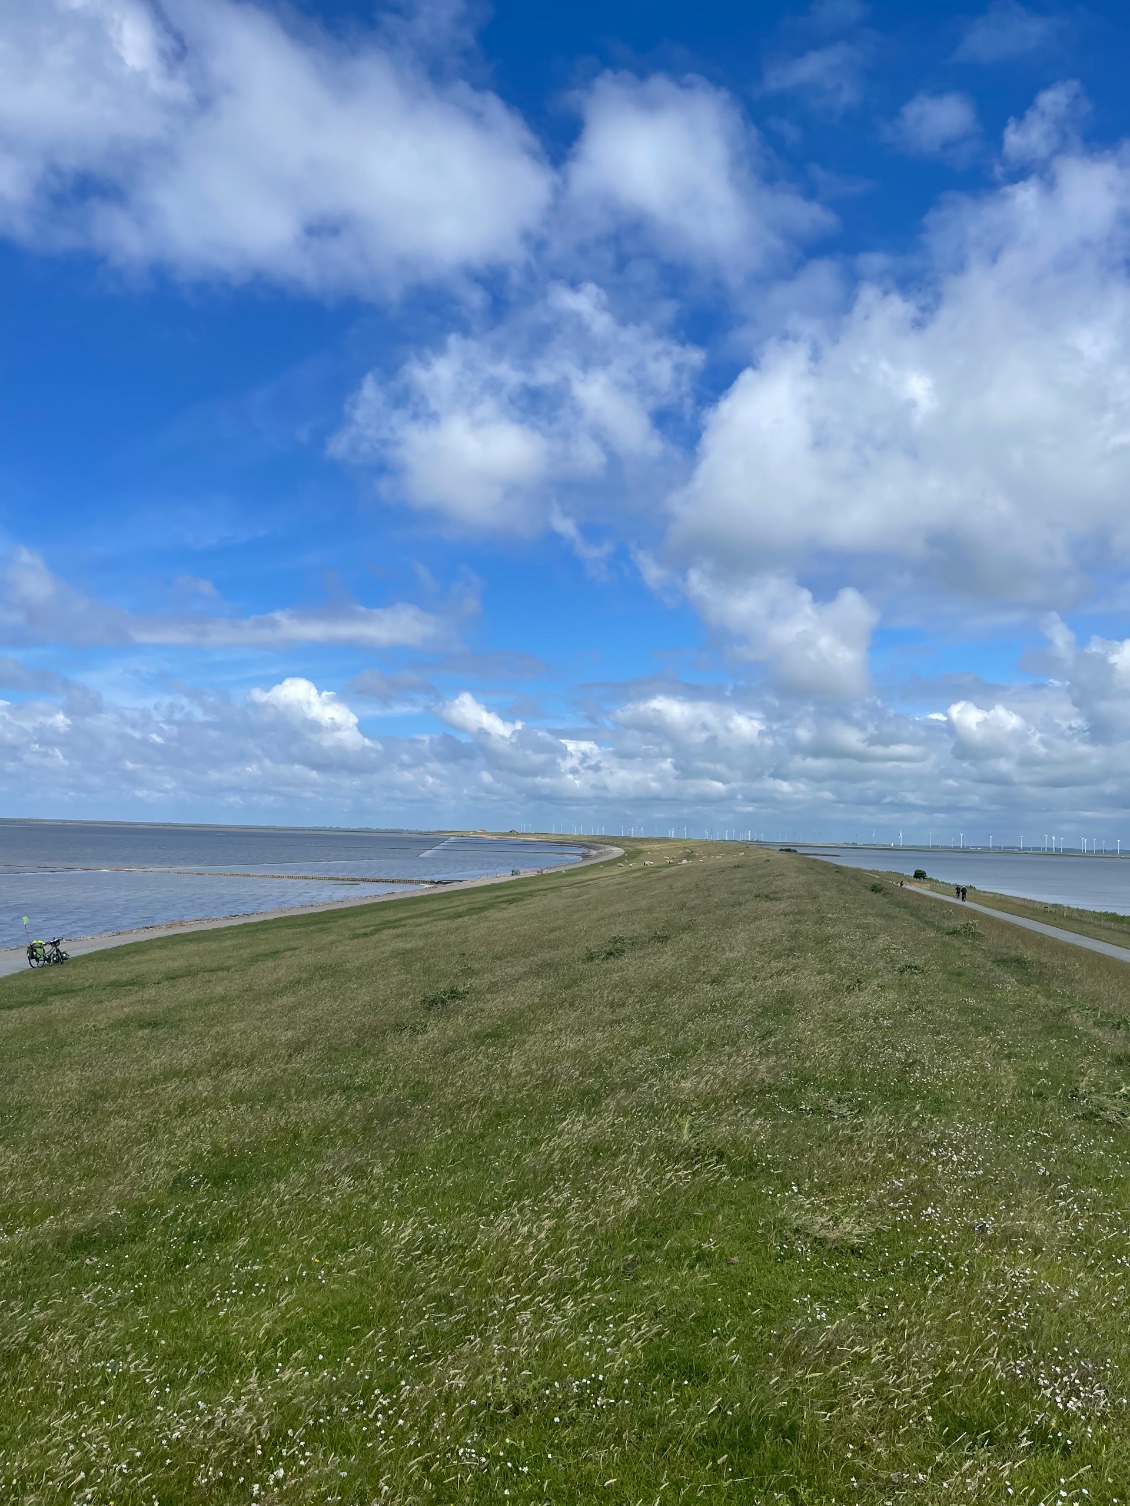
(3, 845, 1130, 1505)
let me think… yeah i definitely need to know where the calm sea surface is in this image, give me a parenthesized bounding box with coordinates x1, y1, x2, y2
(0, 821, 583, 947)
(807, 846, 1130, 913)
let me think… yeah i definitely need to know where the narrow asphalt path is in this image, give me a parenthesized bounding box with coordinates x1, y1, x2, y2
(905, 882, 1130, 965)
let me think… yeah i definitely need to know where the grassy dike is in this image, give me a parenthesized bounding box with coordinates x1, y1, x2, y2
(3, 844, 1130, 1505)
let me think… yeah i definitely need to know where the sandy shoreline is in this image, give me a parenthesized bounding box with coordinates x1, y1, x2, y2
(0, 842, 623, 979)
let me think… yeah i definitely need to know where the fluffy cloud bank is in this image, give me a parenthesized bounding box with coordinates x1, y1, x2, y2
(325, 84, 1130, 709)
(4, 646, 1130, 832)
(668, 134, 1130, 618)
(0, 0, 549, 292)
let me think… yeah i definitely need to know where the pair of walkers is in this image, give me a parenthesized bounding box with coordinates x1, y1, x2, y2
(954, 884, 969, 902)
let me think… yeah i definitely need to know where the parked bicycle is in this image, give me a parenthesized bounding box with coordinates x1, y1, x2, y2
(27, 938, 68, 968)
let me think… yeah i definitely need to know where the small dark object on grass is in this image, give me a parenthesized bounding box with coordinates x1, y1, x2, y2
(870, 882, 885, 893)
(422, 985, 470, 1010)
(913, 869, 928, 880)
(996, 953, 1034, 969)
(586, 935, 629, 961)
(584, 931, 668, 962)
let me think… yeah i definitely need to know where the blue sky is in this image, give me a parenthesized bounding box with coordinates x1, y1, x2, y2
(3, 0, 1130, 842)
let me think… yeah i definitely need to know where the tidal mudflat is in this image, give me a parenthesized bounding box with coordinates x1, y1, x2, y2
(0, 821, 583, 946)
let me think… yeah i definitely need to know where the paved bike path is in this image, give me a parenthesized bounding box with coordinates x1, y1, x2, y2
(905, 883, 1130, 965)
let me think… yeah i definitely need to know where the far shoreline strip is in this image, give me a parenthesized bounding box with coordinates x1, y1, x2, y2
(0, 844, 623, 979)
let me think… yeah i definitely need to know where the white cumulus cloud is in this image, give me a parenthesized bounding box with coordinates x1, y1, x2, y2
(333, 283, 701, 532)
(248, 677, 367, 751)
(886, 92, 979, 158)
(0, 0, 550, 294)
(564, 72, 833, 276)
(684, 570, 878, 701)
(947, 699, 1038, 762)
(955, 0, 1059, 63)
(1002, 81, 1088, 165)
(617, 695, 766, 752)
(666, 145, 1130, 612)
(440, 691, 522, 739)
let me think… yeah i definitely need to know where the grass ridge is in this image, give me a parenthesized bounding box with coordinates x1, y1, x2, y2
(2, 843, 1130, 1503)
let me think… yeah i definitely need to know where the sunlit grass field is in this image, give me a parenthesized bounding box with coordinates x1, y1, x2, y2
(4, 842, 1130, 1504)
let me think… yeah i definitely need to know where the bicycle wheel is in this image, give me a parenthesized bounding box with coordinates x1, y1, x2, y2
(27, 952, 43, 968)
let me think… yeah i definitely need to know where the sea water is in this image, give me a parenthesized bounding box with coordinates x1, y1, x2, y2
(0, 821, 584, 947)
(806, 846, 1130, 914)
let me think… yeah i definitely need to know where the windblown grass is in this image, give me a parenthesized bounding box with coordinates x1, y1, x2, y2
(3, 842, 1130, 1504)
